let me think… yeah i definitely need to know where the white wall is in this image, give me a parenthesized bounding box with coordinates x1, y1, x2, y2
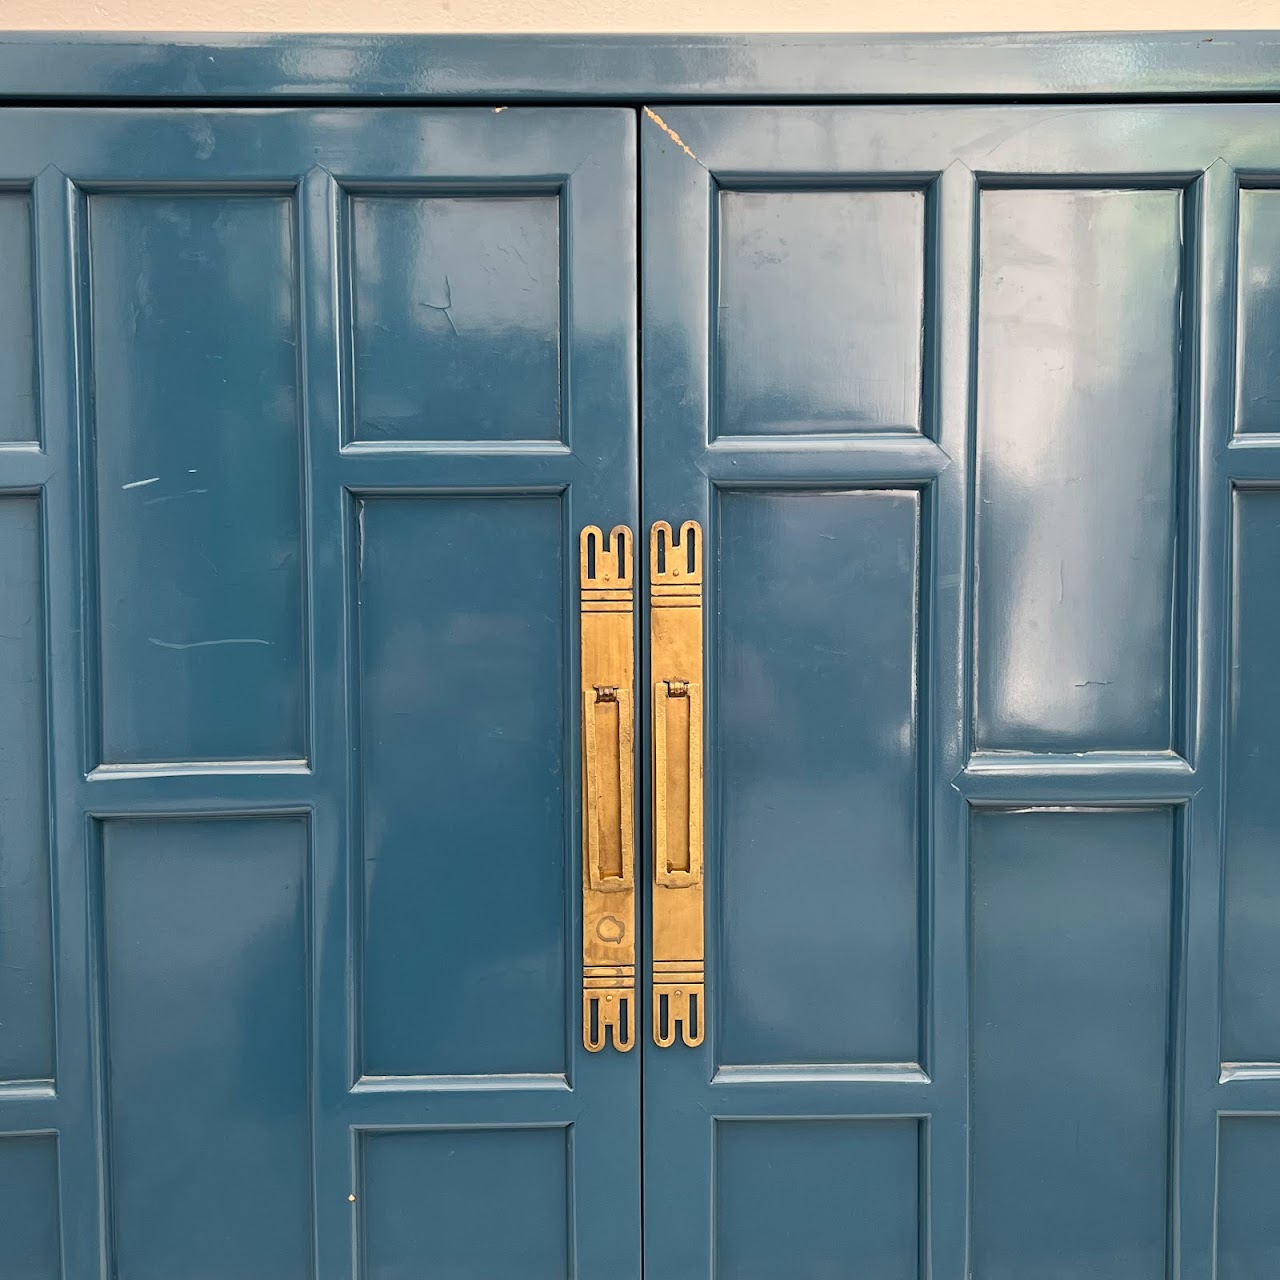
(4, 0, 1273, 34)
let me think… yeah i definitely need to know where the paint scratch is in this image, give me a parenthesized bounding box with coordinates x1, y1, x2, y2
(643, 108, 699, 163)
(144, 488, 210, 506)
(148, 637, 272, 650)
(122, 476, 160, 490)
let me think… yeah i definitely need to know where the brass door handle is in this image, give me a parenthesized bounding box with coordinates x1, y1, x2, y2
(584, 683, 635, 893)
(653, 678, 702, 888)
(580, 525, 636, 1052)
(650, 520, 705, 1047)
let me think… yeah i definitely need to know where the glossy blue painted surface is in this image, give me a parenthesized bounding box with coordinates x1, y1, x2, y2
(717, 490, 921, 1068)
(357, 495, 566, 1077)
(1, 32, 1280, 100)
(642, 104, 1280, 1280)
(974, 186, 1184, 755)
(0, 192, 38, 444)
(715, 1120, 920, 1279)
(1223, 489, 1280, 1063)
(716, 190, 926, 436)
(360, 1128, 569, 1279)
(349, 194, 562, 443)
(89, 192, 306, 766)
(0, 106, 638, 1280)
(101, 817, 312, 1280)
(1236, 190, 1280, 438)
(4, 83, 1280, 1280)
(970, 808, 1175, 1280)
(1217, 1118, 1280, 1280)
(0, 1135, 61, 1280)
(0, 496, 52, 1085)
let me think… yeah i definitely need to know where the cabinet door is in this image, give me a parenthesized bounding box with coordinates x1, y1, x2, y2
(0, 107, 639, 1280)
(641, 104, 1280, 1280)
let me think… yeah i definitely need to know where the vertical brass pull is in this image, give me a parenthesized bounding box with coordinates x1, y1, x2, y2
(580, 525, 636, 1052)
(650, 520, 705, 1048)
(584, 684, 635, 893)
(653, 679, 702, 888)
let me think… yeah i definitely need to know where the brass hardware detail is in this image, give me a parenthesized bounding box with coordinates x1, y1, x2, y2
(581, 525, 636, 1052)
(650, 520, 705, 1048)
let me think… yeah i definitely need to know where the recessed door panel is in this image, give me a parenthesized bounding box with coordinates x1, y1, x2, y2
(1236, 190, 1280, 437)
(357, 494, 566, 1079)
(714, 1120, 920, 1280)
(348, 193, 562, 444)
(0, 1136, 61, 1280)
(717, 489, 922, 1069)
(974, 186, 1184, 756)
(1223, 487, 1280, 1064)
(88, 191, 306, 767)
(1217, 1118, 1280, 1280)
(360, 1129, 570, 1279)
(100, 817, 312, 1280)
(0, 496, 53, 1086)
(0, 190, 38, 444)
(970, 807, 1175, 1280)
(715, 188, 926, 437)
(88, 190, 307, 768)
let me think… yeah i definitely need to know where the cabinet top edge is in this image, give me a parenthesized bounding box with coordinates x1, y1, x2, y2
(0, 31, 1278, 102)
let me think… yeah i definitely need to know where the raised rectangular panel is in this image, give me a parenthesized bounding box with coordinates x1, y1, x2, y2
(1236, 190, 1280, 435)
(357, 496, 566, 1077)
(1223, 489, 1280, 1062)
(716, 188, 926, 437)
(101, 817, 310, 1280)
(0, 191, 38, 443)
(974, 187, 1183, 753)
(0, 1135, 61, 1280)
(348, 194, 561, 442)
(718, 490, 921, 1067)
(0, 496, 53, 1084)
(970, 808, 1174, 1280)
(1217, 1117, 1280, 1280)
(714, 1119, 920, 1280)
(88, 193, 305, 765)
(359, 1128, 568, 1280)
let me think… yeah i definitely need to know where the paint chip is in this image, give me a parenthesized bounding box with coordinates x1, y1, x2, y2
(643, 108, 699, 163)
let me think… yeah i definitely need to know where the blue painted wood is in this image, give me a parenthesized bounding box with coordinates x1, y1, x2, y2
(361, 1129, 570, 1279)
(0, 1135, 61, 1280)
(357, 495, 567, 1078)
(4, 86, 1280, 1280)
(970, 809, 1175, 1280)
(1224, 489, 1280, 1066)
(974, 186, 1184, 755)
(716, 490, 922, 1069)
(0, 107, 638, 1280)
(0, 496, 52, 1086)
(0, 192, 39, 443)
(715, 1120, 921, 1278)
(100, 818, 313, 1280)
(88, 191, 306, 766)
(0, 31, 1278, 100)
(641, 103, 1280, 1280)
(1217, 1117, 1280, 1279)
